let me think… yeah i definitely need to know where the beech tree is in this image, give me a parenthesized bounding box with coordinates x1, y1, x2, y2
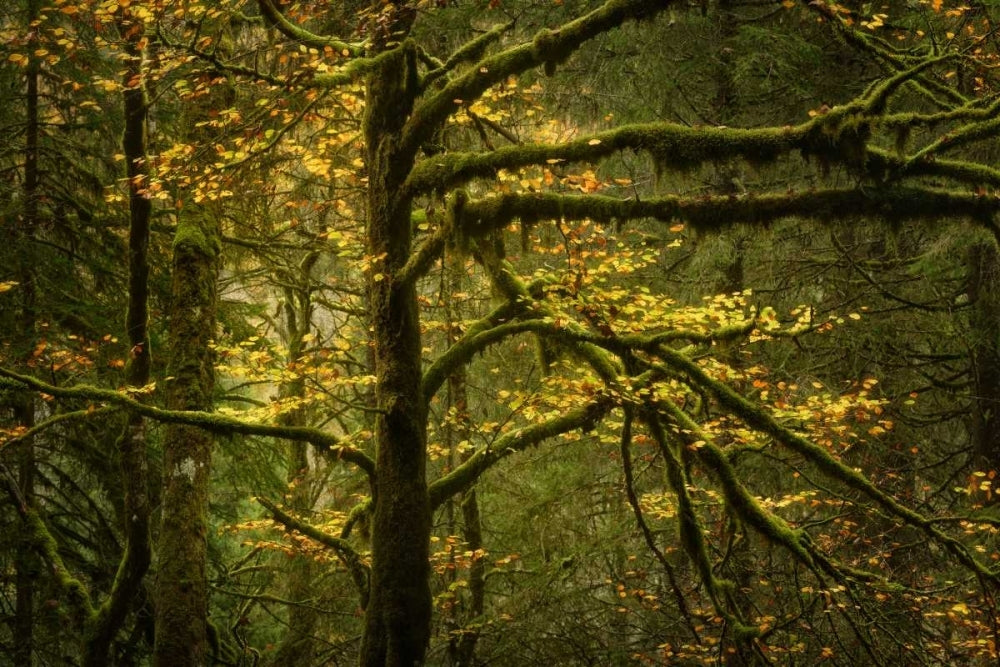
(6, 1, 1000, 665)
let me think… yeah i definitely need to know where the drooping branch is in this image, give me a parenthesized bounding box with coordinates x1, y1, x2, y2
(0, 368, 376, 481)
(256, 496, 370, 609)
(0, 463, 95, 628)
(648, 344, 1000, 581)
(400, 0, 671, 164)
(617, 408, 702, 643)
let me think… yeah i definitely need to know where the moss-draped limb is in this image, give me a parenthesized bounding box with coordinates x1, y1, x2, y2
(655, 398, 819, 574)
(309, 43, 407, 89)
(456, 187, 1000, 240)
(405, 122, 809, 196)
(400, 0, 670, 165)
(405, 55, 972, 198)
(423, 319, 548, 403)
(639, 410, 761, 640)
(650, 344, 1000, 581)
(419, 20, 515, 92)
(853, 54, 955, 115)
(618, 407, 702, 643)
(0, 406, 120, 451)
(423, 313, 758, 406)
(807, 0, 967, 110)
(427, 397, 613, 509)
(907, 114, 1000, 165)
(256, 0, 364, 56)
(476, 244, 621, 382)
(0, 465, 95, 628)
(0, 367, 376, 481)
(256, 496, 370, 609)
(866, 146, 1000, 189)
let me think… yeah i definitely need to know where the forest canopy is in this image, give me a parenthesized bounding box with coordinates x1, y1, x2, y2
(3, 0, 1000, 665)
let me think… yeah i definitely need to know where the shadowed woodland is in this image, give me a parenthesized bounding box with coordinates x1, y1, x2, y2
(5, 0, 1000, 665)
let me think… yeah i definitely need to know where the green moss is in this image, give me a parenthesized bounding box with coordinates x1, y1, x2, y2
(172, 217, 221, 257)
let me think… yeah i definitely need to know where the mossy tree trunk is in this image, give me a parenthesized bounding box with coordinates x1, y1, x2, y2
(152, 217, 219, 666)
(358, 39, 433, 666)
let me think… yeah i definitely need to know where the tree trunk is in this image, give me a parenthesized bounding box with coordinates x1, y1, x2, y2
(14, 0, 41, 661)
(153, 217, 219, 666)
(444, 251, 484, 667)
(83, 13, 153, 662)
(358, 42, 433, 667)
(271, 279, 321, 666)
(967, 241, 1000, 466)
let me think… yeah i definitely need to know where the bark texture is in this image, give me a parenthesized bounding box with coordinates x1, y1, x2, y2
(359, 41, 433, 667)
(153, 218, 219, 666)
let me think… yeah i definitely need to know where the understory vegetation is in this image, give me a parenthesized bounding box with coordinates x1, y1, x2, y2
(3, 0, 1000, 665)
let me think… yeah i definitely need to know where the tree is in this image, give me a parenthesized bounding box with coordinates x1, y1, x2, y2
(5, 0, 1000, 665)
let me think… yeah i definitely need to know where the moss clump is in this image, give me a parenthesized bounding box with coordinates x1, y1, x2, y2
(172, 217, 221, 257)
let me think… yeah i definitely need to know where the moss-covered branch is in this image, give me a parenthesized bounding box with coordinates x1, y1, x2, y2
(419, 20, 514, 92)
(455, 187, 1000, 239)
(427, 397, 613, 509)
(256, 496, 370, 609)
(0, 464, 95, 628)
(0, 368, 376, 481)
(400, 0, 670, 164)
(405, 121, 810, 196)
(422, 319, 548, 402)
(649, 344, 999, 581)
(257, 0, 364, 56)
(866, 146, 1000, 189)
(476, 245, 621, 381)
(0, 406, 119, 452)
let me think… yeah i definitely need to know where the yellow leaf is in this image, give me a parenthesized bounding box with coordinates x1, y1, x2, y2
(0, 281, 18, 293)
(932, 0, 942, 10)
(588, 138, 601, 145)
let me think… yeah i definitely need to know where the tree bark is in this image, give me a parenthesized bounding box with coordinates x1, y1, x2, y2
(83, 12, 153, 663)
(153, 217, 219, 666)
(967, 241, 1000, 466)
(271, 277, 321, 666)
(358, 41, 433, 666)
(14, 0, 41, 661)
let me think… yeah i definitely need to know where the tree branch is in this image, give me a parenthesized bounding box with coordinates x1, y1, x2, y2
(427, 397, 613, 509)
(256, 496, 370, 609)
(400, 0, 670, 165)
(456, 187, 1000, 240)
(257, 0, 364, 56)
(0, 368, 376, 481)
